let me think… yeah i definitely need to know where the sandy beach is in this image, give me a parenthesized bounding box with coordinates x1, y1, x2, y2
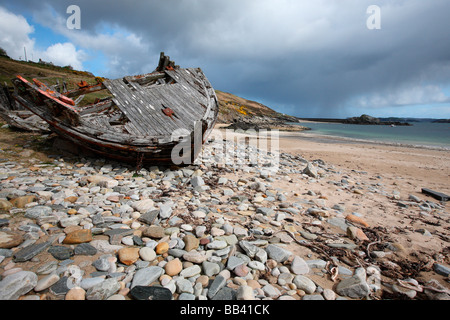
(213, 126, 450, 283)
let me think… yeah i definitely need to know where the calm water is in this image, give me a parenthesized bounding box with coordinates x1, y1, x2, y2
(293, 122, 450, 149)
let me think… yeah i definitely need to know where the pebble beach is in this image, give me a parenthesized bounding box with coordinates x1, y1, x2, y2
(0, 125, 449, 301)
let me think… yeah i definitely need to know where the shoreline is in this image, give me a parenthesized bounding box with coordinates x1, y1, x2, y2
(217, 122, 450, 151)
(280, 130, 450, 151)
(214, 124, 450, 196)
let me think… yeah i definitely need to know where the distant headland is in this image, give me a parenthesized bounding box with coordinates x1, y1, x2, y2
(299, 114, 413, 126)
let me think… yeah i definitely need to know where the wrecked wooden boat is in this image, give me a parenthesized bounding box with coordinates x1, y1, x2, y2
(10, 53, 219, 165)
(0, 84, 50, 132)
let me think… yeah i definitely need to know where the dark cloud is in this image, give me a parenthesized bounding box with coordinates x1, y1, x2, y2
(4, 0, 450, 117)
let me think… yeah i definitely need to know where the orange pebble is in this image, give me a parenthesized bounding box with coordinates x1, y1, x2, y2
(345, 214, 369, 228)
(156, 242, 169, 255)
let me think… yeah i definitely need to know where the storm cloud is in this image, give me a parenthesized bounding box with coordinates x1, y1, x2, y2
(2, 0, 450, 117)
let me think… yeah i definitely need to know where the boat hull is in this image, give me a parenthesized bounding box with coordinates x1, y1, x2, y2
(10, 53, 219, 166)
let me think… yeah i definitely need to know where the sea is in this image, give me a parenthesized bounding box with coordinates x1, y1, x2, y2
(291, 121, 450, 150)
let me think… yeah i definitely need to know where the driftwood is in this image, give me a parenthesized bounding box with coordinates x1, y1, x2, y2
(422, 188, 449, 202)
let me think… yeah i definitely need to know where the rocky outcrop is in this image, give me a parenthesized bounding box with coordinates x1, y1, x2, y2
(344, 114, 412, 126)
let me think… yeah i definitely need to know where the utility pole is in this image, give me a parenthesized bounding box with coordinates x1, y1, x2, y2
(24, 47, 27, 61)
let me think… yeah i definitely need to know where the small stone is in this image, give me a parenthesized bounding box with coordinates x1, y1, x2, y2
(345, 214, 369, 228)
(48, 246, 74, 260)
(64, 196, 78, 203)
(190, 176, 205, 188)
(138, 210, 159, 225)
(131, 266, 164, 288)
(239, 240, 260, 258)
(80, 278, 105, 291)
(433, 263, 450, 277)
(202, 261, 220, 277)
(179, 293, 196, 300)
(180, 265, 202, 278)
(67, 209, 78, 215)
(290, 256, 310, 275)
(10, 195, 36, 208)
(0, 271, 38, 300)
(211, 287, 237, 300)
(183, 234, 200, 252)
(195, 226, 207, 237)
(143, 226, 165, 239)
(323, 288, 336, 300)
(50, 276, 71, 296)
(93, 257, 111, 272)
(165, 258, 183, 276)
(118, 247, 140, 266)
(293, 275, 316, 294)
(65, 287, 86, 300)
(63, 229, 93, 244)
(265, 244, 292, 263)
(207, 240, 227, 250)
(13, 240, 53, 262)
(139, 247, 156, 262)
(159, 203, 173, 219)
(183, 251, 207, 263)
(24, 206, 52, 219)
(86, 278, 121, 300)
(130, 286, 172, 300)
(0, 230, 24, 249)
(303, 163, 318, 178)
(248, 261, 265, 271)
(156, 242, 169, 255)
(131, 199, 155, 213)
(207, 275, 227, 299)
(237, 285, 255, 300)
(303, 294, 325, 300)
(262, 284, 281, 298)
(196, 275, 209, 287)
(247, 279, 261, 289)
(34, 274, 60, 292)
(335, 267, 370, 299)
(347, 226, 370, 241)
(234, 264, 250, 277)
(192, 210, 206, 219)
(36, 261, 58, 275)
(90, 240, 123, 253)
(176, 278, 194, 294)
(0, 199, 13, 211)
(227, 256, 245, 271)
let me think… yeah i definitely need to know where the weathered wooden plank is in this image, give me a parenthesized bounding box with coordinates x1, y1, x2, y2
(146, 85, 200, 130)
(124, 72, 165, 86)
(79, 100, 113, 116)
(156, 75, 205, 117)
(155, 85, 200, 126)
(136, 88, 181, 134)
(119, 81, 172, 135)
(65, 83, 106, 98)
(172, 83, 207, 118)
(113, 78, 167, 136)
(422, 188, 449, 202)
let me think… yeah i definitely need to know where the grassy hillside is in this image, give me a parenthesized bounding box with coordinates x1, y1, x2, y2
(0, 56, 111, 107)
(215, 90, 294, 123)
(0, 56, 100, 88)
